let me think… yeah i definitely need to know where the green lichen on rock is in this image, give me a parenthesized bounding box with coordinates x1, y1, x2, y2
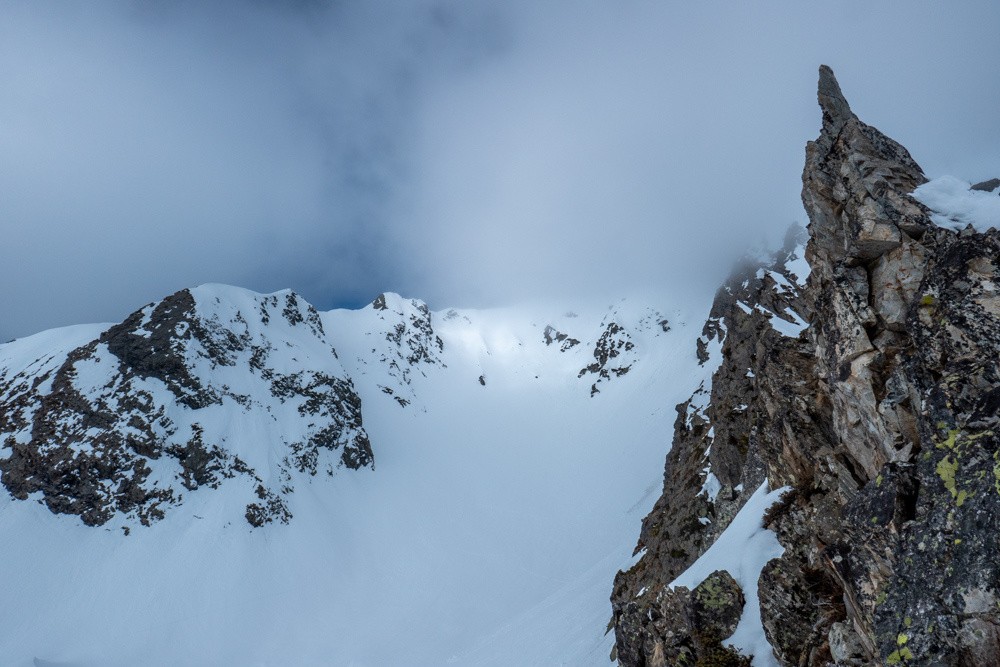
(886, 646, 914, 664)
(991, 451, 1000, 497)
(937, 455, 959, 500)
(935, 428, 960, 451)
(694, 572, 740, 612)
(933, 429, 994, 506)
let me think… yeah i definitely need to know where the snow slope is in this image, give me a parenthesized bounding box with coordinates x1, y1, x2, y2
(0, 286, 719, 666)
(669, 482, 789, 667)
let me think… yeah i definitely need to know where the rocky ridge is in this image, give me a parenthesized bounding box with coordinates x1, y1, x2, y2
(0, 284, 373, 528)
(612, 66, 1000, 666)
(0, 286, 678, 530)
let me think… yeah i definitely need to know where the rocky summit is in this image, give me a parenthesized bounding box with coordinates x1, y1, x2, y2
(611, 66, 1000, 666)
(0, 285, 374, 529)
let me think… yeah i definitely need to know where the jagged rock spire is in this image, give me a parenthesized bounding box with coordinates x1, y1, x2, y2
(615, 65, 1000, 667)
(817, 65, 855, 134)
(802, 65, 928, 266)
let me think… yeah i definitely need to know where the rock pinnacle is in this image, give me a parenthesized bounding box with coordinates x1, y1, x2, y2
(818, 65, 855, 134)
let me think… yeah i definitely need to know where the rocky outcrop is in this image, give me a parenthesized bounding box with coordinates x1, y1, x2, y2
(612, 66, 1000, 665)
(0, 285, 372, 527)
(971, 178, 1000, 193)
(543, 325, 581, 351)
(580, 322, 638, 396)
(612, 225, 814, 666)
(364, 292, 446, 407)
(615, 569, 750, 667)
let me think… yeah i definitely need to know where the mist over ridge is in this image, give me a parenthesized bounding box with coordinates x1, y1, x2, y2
(2, 1, 998, 341)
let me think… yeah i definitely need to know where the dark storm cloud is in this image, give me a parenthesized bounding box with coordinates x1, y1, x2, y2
(0, 0, 505, 339)
(1, 1, 998, 340)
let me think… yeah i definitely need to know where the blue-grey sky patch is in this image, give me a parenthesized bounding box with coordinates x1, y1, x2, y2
(1, 1, 998, 341)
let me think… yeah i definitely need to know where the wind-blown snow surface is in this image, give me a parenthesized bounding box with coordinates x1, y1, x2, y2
(0, 287, 718, 666)
(912, 175, 1000, 231)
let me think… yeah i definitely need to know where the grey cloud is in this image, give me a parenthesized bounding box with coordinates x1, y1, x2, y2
(1, 1, 998, 340)
(396, 1, 1000, 307)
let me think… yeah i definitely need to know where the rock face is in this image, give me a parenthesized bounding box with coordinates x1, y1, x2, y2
(615, 569, 750, 667)
(612, 226, 812, 666)
(579, 322, 638, 396)
(612, 66, 1000, 666)
(360, 292, 447, 407)
(0, 285, 373, 527)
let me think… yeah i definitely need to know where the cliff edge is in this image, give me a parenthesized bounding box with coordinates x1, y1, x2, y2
(612, 66, 1000, 666)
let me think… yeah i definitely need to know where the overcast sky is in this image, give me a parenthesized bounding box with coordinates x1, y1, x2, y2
(1, 1, 998, 341)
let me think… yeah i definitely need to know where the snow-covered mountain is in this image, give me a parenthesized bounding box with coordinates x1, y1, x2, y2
(6, 65, 1000, 667)
(0, 281, 721, 665)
